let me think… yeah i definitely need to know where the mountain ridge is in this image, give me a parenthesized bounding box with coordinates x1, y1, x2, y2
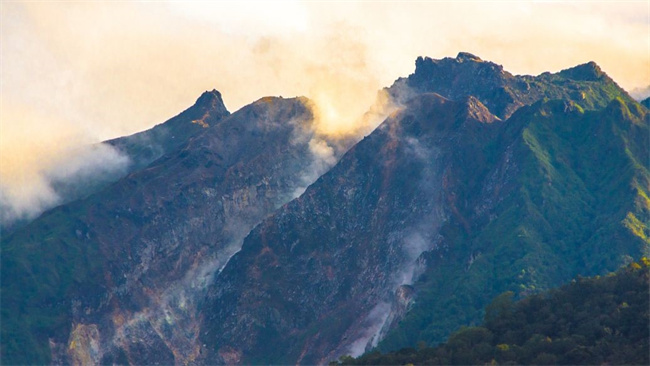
(1, 94, 344, 364)
(2, 53, 647, 365)
(390, 52, 630, 120)
(0, 89, 231, 235)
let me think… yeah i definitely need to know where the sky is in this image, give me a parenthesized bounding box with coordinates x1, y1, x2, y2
(1, 0, 649, 223)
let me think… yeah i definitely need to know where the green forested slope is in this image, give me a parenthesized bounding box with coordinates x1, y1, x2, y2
(379, 97, 649, 351)
(340, 259, 649, 365)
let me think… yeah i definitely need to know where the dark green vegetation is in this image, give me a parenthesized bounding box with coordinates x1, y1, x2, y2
(337, 260, 649, 365)
(378, 56, 650, 351)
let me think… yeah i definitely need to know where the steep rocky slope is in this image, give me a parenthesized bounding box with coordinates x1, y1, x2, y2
(202, 93, 501, 364)
(199, 55, 647, 364)
(1, 95, 342, 364)
(106, 89, 230, 173)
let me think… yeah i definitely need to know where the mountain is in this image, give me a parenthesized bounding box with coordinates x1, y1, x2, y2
(201, 93, 501, 364)
(1, 95, 345, 364)
(50, 90, 231, 209)
(106, 89, 230, 172)
(339, 259, 649, 365)
(2, 54, 647, 365)
(378, 95, 649, 352)
(198, 55, 647, 364)
(0, 90, 230, 234)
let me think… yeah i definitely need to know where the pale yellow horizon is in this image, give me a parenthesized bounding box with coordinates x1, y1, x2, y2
(1, 0, 649, 222)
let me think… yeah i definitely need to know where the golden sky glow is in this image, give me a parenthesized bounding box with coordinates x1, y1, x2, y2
(1, 1, 649, 220)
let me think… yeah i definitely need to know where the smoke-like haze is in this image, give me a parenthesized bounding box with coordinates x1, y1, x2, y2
(630, 85, 650, 101)
(0, 140, 129, 226)
(2, 1, 649, 224)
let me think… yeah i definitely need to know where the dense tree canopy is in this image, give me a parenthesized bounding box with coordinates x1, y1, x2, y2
(336, 259, 649, 365)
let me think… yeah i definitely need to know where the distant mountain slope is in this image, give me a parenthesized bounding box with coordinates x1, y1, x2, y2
(106, 89, 230, 172)
(1, 95, 341, 364)
(641, 97, 650, 109)
(340, 259, 649, 365)
(1, 90, 230, 234)
(52, 89, 231, 209)
(200, 56, 647, 364)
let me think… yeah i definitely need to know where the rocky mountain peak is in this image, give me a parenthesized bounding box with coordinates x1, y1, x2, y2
(406, 55, 513, 118)
(230, 96, 314, 132)
(194, 88, 230, 117)
(456, 52, 483, 63)
(558, 61, 606, 82)
(399, 54, 629, 121)
(413, 53, 503, 77)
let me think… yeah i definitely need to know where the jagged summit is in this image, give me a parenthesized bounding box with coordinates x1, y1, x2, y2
(194, 88, 229, 116)
(413, 53, 503, 75)
(394, 54, 629, 120)
(557, 61, 606, 82)
(414, 52, 488, 69)
(456, 52, 483, 62)
(106, 88, 230, 173)
(197, 88, 222, 101)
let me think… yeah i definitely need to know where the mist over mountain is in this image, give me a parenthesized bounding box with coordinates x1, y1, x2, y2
(630, 85, 650, 101)
(0, 90, 230, 233)
(2, 53, 648, 365)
